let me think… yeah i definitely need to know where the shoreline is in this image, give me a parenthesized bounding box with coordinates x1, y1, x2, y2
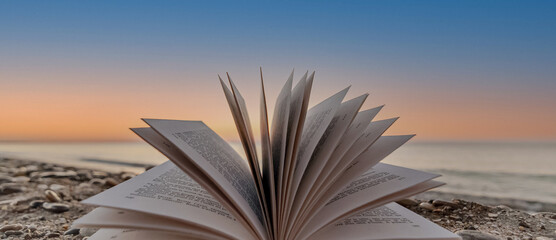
(1, 157, 555, 239)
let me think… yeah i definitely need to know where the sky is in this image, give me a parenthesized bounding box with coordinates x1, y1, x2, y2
(1, 1, 556, 142)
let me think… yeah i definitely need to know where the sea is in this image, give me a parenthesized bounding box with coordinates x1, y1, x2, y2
(1, 141, 555, 206)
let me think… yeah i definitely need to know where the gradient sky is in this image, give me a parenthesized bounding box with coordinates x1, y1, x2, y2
(1, 1, 556, 142)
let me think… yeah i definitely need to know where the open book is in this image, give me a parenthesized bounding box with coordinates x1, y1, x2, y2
(73, 70, 460, 240)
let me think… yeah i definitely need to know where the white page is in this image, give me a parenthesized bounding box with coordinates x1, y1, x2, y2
(300, 134, 414, 227)
(308, 118, 399, 205)
(259, 68, 276, 238)
(82, 161, 255, 240)
(305, 180, 448, 239)
(143, 119, 267, 240)
(279, 71, 307, 228)
(309, 203, 461, 240)
(282, 86, 349, 230)
(286, 94, 367, 236)
(301, 106, 383, 212)
(270, 72, 292, 224)
(74, 207, 229, 240)
(225, 74, 272, 235)
(130, 128, 253, 233)
(298, 163, 439, 239)
(293, 119, 399, 232)
(88, 229, 206, 240)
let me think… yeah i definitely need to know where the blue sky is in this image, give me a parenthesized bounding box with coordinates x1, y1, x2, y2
(1, 1, 556, 141)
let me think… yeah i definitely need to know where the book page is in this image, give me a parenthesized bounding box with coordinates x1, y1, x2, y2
(279, 71, 307, 227)
(309, 203, 461, 240)
(143, 119, 267, 240)
(302, 106, 383, 213)
(226, 75, 272, 234)
(282, 86, 349, 230)
(297, 163, 439, 239)
(131, 128, 248, 229)
(286, 94, 367, 236)
(259, 68, 277, 237)
(74, 207, 229, 240)
(88, 229, 207, 240)
(307, 119, 399, 207)
(270, 72, 292, 223)
(82, 161, 255, 240)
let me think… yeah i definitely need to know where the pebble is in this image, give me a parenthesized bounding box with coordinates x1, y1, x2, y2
(49, 184, 67, 192)
(35, 171, 77, 178)
(45, 232, 61, 238)
(29, 200, 44, 208)
(89, 178, 105, 185)
(0, 224, 23, 232)
(456, 230, 500, 240)
(396, 198, 419, 207)
(0, 183, 26, 194)
(45, 189, 62, 202)
(519, 221, 531, 228)
(55, 217, 67, 224)
(488, 213, 499, 218)
(120, 172, 135, 180)
(42, 202, 70, 213)
(4, 230, 23, 236)
(91, 171, 108, 178)
(11, 176, 30, 183)
(64, 228, 80, 235)
(419, 202, 435, 211)
(433, 199, 460, 208)
(104, 177, 119, 187)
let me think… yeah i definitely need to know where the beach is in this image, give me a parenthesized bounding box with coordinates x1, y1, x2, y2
(1, 157, 555, 240)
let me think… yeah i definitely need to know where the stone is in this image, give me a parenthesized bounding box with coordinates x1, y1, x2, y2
(42, 202, 70, 213)
(120, 172, 135, 180)
(45, 232, 61, 238)
(91, 171, 108, 178)
(519, 221, 531, 228)
(488, 213, 499, 218)
(456, 230, 500, 240)
(55, 217, 67, 224)
(104, 177, 119, 187)
(35, 171, 77, 178)
(44, 190, 62, 202)
(396, 198, 419, 207)
(419, 202, 435, 211)
(64, 228, 80, 235)
(433, 199, 460, 208)
(89, 178, 105, 185)
(29, 200, 44, 208)
(0, 224, 23, 232)
(4, 230, 24, 236)
(0, 183, 26, 195)
(49, 184, 66, 192)
(11, 176, 30, 183)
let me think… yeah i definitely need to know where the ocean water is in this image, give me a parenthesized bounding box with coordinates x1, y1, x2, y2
(0, 141, 555, 205)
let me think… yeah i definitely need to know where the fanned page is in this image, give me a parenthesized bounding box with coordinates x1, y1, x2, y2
(298, 106, 383, 220)
(309, 203, 460, 240)
(285, 94, 367, 236)
(270, 73, 292, 232)
(282, 86, 349, 231)
(259, 69, 277, 238)
(221, 75, 272, 235)
(142, 119, 267, 240)
(81, 161, 255, 240)
(279, 71, 307, 230)
(74, 207, 230, 240)
(297, 163, 439, 239)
